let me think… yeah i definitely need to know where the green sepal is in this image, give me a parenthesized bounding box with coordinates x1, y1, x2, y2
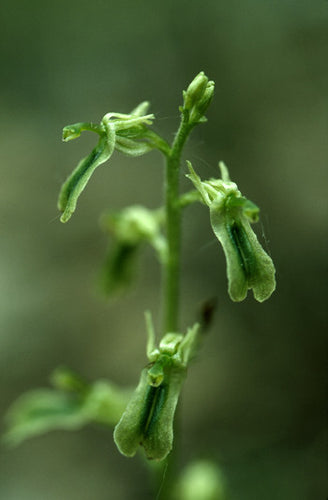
(58, 122, 116, 223)
(115, 135, 154, 157)
(125, 101, 151, 117)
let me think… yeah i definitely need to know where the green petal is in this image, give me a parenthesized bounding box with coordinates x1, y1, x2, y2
(129, 101, 150, 117)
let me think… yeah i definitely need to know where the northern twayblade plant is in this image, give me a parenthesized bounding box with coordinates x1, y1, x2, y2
(4, 72, 275, 499)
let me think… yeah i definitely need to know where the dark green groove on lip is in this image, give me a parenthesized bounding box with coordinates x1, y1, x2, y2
(139, 383, 167, 438)
(63, 142, 104, 202)
(227, 221, 257, 279)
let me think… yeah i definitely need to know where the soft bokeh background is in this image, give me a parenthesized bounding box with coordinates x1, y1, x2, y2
(0, 1, 327, 499)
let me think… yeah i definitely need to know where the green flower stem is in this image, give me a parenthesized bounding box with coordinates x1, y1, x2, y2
(164, 111, 194, 332)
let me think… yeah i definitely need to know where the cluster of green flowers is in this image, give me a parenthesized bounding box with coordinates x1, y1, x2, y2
(5, 72, 276, 471)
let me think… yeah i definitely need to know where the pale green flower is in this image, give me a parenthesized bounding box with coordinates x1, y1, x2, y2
(58, 103, 155, 223)
(186, 161, 276, 302)
(100, 205, 166, 296)
(114, 317, 200, 461)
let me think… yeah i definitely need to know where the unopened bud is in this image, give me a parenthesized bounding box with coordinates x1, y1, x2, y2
(183, 71, 209, 111)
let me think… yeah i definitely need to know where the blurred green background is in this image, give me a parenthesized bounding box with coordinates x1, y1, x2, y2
(0, 1, 327, 499)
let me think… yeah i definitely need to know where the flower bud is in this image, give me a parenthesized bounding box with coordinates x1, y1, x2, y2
(189, 81, 215, 124)
(183, 72, 215, 124)
(183, 72, 209, 111)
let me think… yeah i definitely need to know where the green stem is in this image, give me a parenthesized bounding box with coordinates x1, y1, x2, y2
(163, 112, 193, 332)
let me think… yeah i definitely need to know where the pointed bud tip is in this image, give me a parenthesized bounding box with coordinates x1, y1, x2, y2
(183, 72, 210, 112)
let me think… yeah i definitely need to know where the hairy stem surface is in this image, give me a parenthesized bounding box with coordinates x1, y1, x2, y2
(163, 113, 193, 332)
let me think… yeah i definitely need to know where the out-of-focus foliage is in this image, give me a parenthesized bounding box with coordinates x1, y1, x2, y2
(4, 368, 131, 447)
(174, 460, 227, 500)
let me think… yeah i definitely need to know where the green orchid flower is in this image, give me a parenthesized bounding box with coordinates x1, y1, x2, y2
(114, 315, 200, 461)
(100, 205, 167, 296)
(58, 103, 155, 223)
(186, 161, 276, 302)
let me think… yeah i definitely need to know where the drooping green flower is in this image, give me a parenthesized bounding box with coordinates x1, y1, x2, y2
(100, 205, 166, 296)
(58, 103, 155, 223)
(114, 316, 200, 461)
(186, 161, 276, 302)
